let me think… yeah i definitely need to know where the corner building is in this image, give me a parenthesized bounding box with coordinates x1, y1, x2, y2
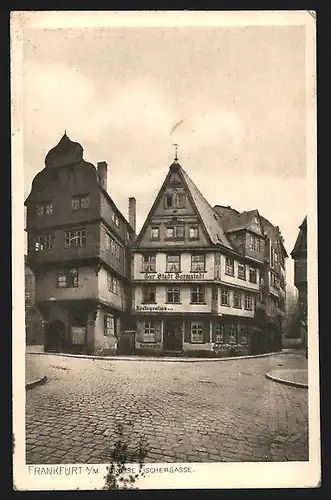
(25, 134, 136, 354)
(132, 158, 286, 355)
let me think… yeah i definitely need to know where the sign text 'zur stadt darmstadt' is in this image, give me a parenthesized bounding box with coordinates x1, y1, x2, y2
(143, 272, 206, 281)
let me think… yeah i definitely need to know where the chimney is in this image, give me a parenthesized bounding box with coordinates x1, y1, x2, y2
(97, 161, 108, 191)
(128, 197, 136, 232)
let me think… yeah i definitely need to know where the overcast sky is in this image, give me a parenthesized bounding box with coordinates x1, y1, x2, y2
(23, 25, 307, 288)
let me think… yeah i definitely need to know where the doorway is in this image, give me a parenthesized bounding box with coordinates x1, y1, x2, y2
(163, 319, 183, 351)
(45, 320, 65, 352)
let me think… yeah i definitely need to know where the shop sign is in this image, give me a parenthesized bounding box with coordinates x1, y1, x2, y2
(143, 272, 206, 281)
(135, 305, 173, 312)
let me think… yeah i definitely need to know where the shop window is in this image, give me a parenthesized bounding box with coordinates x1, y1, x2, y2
(191, 254, 205, 272)
(220, 287, 229, 306)
(215, 324, 224, 343)
(227, 324, 237, 344)
(142, 285, 156, 304)
(72, 194, 90, 210)
(143, 321, 156, 343)
(57, 268, 78, 288)
(239, 325, 248, 345)
(225, 257, 234, 276)
(104, 314, 115, 336)
(142, 254, 156, 272)
(166, 287, 180, 303)
(238, 264, 246, 280)
(190, 322, 204, 343)
(233, 291, 242, 308)
(166, 254, 180, 272)
(249, 267, 257, 283)
(191, 285, 205, 304)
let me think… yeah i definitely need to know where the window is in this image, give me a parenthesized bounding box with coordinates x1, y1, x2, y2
(166, 254, 180, 272)
(72, 194, 90, 210)
(143, 321, 156, 342)
(64, 229, 86, 248)
(112, 212, 120, 226)
(34, 233, 54, 251)
(249, 235, 261, 252)
(228, 324, 237, 344)
(150, 227, 160, 240)
(174, 192, 186, 208)
(220, 288, 229, 306)
(107, 274, 118, 294)
(215, 324, 224, 343)
(270, 272, 279, 289)
(238, 264, 246, 280)
(249, 267, 257, 283)
(191, 285, 205, 304)
(165, 225, 184, 239)
(104, 314, 115, 336)
(191, 254, 205, 272)
(166, 287, 180, 303)
(25, 292, 31, 309)
(105, 234, 121, 259)
(244, 294, 253, 310)
(225, 257, 234, 276)
(142, 254, 156, 272)
(191, 322, 204, 343)
(36, 202, 52, 216)
(239, 325, 248, 345)
(165, 193, 173, 208)
(233, 291, 242, 308)
(274, 250, 279, 264)
(57, 269, 78, 288)
(142, 285, 156, 303)
(189, 226, 199, 239)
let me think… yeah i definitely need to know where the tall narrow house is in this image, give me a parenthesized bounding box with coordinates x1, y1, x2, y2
(25, 133, 136, 354)
(131, 156, 282, 355)
(291, 216, 307, 348)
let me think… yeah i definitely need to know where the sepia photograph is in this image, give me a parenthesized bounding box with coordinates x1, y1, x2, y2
(11, 11, 319, 490)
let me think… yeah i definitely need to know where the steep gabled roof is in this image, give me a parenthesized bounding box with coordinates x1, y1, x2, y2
(135, 161, 233, 249)
(180, 167, 233, 249)
(291, 216, 307, 258)
(213, 206, 262, 234)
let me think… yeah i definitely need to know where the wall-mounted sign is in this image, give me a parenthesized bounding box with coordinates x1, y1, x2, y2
(143, 272, 206, 281)
(136, 305, 173, 312)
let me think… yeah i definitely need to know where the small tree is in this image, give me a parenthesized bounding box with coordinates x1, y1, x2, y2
(103, 422, 148, 490)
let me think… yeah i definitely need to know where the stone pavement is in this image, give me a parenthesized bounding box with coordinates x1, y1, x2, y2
(25, 353, 308, 464)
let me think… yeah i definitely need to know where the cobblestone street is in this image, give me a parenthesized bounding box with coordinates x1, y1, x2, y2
(25, 353, 308, 464)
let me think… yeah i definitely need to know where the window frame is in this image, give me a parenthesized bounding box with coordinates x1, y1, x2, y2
(189, 226, 199, 240)
(143, 321, 156, 343)
(72, 194, 90, 211)
(34, 233, 54, 251)
(165, 225, 185, 240)
(215, 324, 224, 344)
(104, 314, 116, 336)
(142, 254, 156, 273)
(233, 290, 242, 308)
(190, 322, 204, 343)
(36, 201, 53, 216)
(244, 294, 253, 311)
(174, 192, 186, 209)
(191, 254, 206, 273)
(190, 285, 205, 304)
(164, 193, 174, 209)
(57, 268, 78, 288)
(249, 267, 257, 283)
(166, 254, 181, 272)
(142, 285, 156, 304)
(238, 263, 246, 280)
(220, 287, 230, 307)
(64, 229, 86, 248)
(225, 257, 234, 276)
(107, 274, 119, 294)
(166, 286, 180, 304)
(150, 227, 160, 240)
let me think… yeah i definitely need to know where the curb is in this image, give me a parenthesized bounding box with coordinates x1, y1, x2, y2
(265, 372, 308, 389)
(26, 376, 47, 390)
(26, 351, 285, 363)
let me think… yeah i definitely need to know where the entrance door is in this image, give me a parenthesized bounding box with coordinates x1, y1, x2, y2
(164, 319, 183, 351)
(45, 320, 65, 352)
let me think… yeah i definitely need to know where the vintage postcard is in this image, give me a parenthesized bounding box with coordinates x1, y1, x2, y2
(11, 10, 319, 490)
